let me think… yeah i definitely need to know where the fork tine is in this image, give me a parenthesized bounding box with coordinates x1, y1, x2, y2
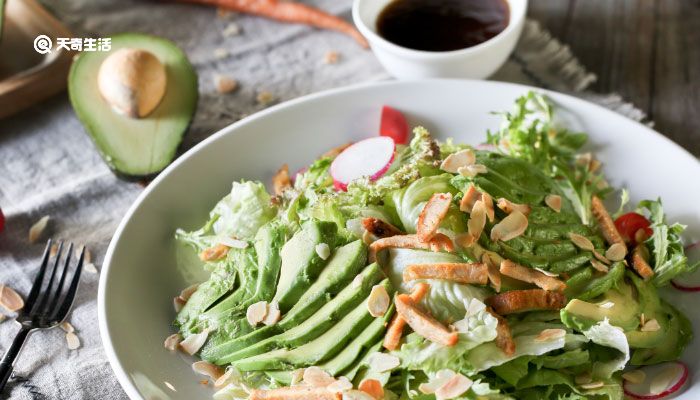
(30, 241, 65, 317)
(51, 246, 84, 323)
(49, 244, 77, 312)
(24, 239, 55, 313)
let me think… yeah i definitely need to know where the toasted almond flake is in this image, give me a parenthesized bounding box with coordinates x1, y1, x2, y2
(165, 381, 176, 391)
(352, 274, 363, 288)
(599, 301, 615, 309)
(323, 51, 340, 64)
(459, 184, 481, 212)
(605, 242, 627, 262)
(435, 373, 473, 400)
(419, 370, 456, 394)
(580, 381, 604, 390)
(640, 313, 647, 327)
(641, 318, 661, 332)
(0, 285, 24, 312)
(343, 390, 375, 400)
(358, 379, 384, 399)
(569, 233, 594, 251)
(535, 328, 566, 342)
(218, 237, 248, 249)
(303, 366, 335, 387)
(367, 285, 390, 317)
(457, 164, 488, 177)
(164, 333, 182, 351)
(213, 48, 228, 59)
(215, 75, 238, 94)
(290, 369, 305, 386)
(213, 368, 233, 388)
(66, 332, 80, 350)
(623, 370, 646, 384)
(222, 22, 241, 36)
(545, 194, 562, 213)
(481, 192, 495, 222)
(468, 200, 486, 240)
(192, 361, 224, 381)
(593, 250, 612, 265)
(490, 211, 528, 242)
(367, 352, 400, 372)
(179, 330, 209, 355)
(440, 149, 476, 173)
(84, 263, 98, 274)
(591, 259, 609, 272)
(247, 301, 268, 327)
(256, 90, 275, 106)
(327, 376, 353, 392)
(28, 215, 50, 243)
(60, 321, 75, 333)
(496, 198, 531, 216)
(575, 372, 592, 385)
(316, 243, 331, 260)
(179, 284, 199, 302)
(173, 296, 186, 312)
(262, 301, 281, 326)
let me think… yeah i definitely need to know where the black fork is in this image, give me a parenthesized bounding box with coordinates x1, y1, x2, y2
(0, 239, 84, 393)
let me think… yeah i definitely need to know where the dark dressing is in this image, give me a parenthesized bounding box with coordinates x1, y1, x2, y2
(377, 0, 510, 52)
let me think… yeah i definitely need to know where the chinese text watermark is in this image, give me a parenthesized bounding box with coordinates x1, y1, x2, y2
(34, 35, 112, 55)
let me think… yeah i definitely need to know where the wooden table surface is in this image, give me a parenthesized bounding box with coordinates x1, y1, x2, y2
(529, 0, 699, 156)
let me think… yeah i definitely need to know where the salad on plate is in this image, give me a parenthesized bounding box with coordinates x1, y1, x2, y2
(166, 93, 698, 400)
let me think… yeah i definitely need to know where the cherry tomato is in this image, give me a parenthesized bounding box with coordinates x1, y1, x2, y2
(380, 106, 409, 144)
(614, 212, 652, 246)
(0, 208, 4, 233)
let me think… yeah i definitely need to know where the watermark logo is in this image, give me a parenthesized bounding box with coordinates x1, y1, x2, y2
(33, 36, 112, 54)
(33, 35, 53, 55)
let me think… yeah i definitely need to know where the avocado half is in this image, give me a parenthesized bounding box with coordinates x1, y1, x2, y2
(68, 33, 198, 180)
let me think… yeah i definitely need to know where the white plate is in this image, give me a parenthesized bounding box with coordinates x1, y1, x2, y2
(98, 79, 700, 399)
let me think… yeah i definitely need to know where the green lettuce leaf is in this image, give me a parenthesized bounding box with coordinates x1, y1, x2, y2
(212, 180, 277, 240)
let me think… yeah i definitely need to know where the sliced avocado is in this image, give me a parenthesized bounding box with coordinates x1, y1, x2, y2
(68, 33, 197, 180)
(631, 301, 692, 365)
(233, 280, 392, 372)
(273, 220, 338, 312)
(624, 273, 669, 349)
(566, 262, 625, 300)
(205, 263, 383, 364)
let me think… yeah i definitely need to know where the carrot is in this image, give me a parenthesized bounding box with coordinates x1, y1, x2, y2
(174, 0, 368, 48)
(383, 283, 429, 351)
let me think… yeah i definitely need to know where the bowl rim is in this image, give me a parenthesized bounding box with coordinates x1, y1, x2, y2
(98, 78, 700, 400)
(352, 0, 528, 60)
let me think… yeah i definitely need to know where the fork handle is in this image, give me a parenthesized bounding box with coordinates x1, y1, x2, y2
(0, 326, 32, 393)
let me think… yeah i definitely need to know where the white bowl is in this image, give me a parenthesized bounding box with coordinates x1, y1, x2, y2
(99, 79, 700, 399)
(352, 0, 527, 80)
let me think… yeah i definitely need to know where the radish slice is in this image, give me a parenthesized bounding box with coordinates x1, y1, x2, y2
(671, 242, 700, 292)
(380, 106, 409, 144)
(330, 137, 395, 191)
(623, 361, 689, 399)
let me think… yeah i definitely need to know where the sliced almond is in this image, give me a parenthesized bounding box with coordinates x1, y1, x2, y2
(173, 296, 186, 312)
(262, 301, 281, 326)
(0, 285, 24, 312)
(605, 243, 627, 262)
(534, 267, 558, 277)
(569, 233, 594, 251)
(28, 215, 50, 243)
(496, 198, 531, 216)
(590, 259, 609, 273)
(179, 330, 209, 355)
(66, 332, 80, 350)
(545, 194, 562, 213)
(468, 200, 487, 240)
(192, 361, 224, 381)
(481, 192, 495, 222)
(367, 352, 400, 372)
(323, 51, 340, 65)
(622, 369, 646, 384)
(59, 321, 75, 333)
(358, 379, 384, 399)
(459, 184, 481, 212)
(327, 376, 353, 392)
(440, 149, 476, 173)
(214, 368, 234, 388)
(535, 328, 566, 342)
(649, 364, 679, 395)
(247, 301, 268, 327)
(84, 263, 98, 274)
(367, 285, 390, 317)
(641, 318, 661, 332)
(303, 366, 335, 387)
(215, 75, 238, 94)
(593, 250, 612, 265)
(256, 90, 275, 106)
(490, 211, 528, 242)
(344, 390, 376, 400)
(164, 333, 182, 351)
(580, 381, 604, 390)
(179, 284, 199, 302)
(457, 164, 488, 177)
(217, 237, 248, 249)
(315, 243, 331, 260)
(419, 370, 456, 394)
(435, 373, 473, 400)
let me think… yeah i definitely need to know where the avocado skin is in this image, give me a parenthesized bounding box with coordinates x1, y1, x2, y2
(206, 263, 383, 364)
(233, 279, 394, 372)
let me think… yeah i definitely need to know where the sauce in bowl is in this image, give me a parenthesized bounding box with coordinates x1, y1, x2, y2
(377, 0, 510, 52)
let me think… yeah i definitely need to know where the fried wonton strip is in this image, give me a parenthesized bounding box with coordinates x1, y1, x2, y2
(199, 244, 229, 261)
(631, 244, 655, 280)
(499, 260, 567, 292)
(459, 184, 482, 212)
(383, 283, 430, 351)
(362, 217, 404, 239)
(417, 193, 453, 241)
(486, 307, 515, 356)
(321, 142, 352, 159)
(273, 164, 292, 195)
(395, 294, 458, 347)
(368, 234, 431, 262)
(485, 289, 567, 315)
(591, 196, 627, 249)
(403, 263, 488, 285)
(250, 387, 341, 400)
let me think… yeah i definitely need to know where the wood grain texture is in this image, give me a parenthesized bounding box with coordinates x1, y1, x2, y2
(528, 0, 700, 156)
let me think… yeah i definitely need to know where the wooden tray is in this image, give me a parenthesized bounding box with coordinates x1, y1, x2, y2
(0, 0, 74, 119)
